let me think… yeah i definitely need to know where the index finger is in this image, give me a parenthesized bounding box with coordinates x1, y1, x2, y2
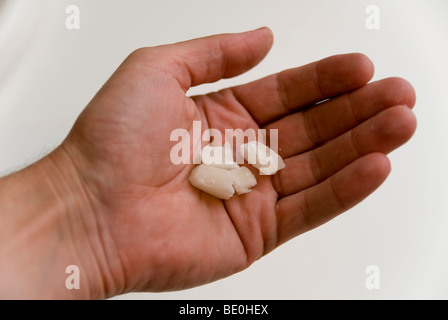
(230, 53, 374, 125)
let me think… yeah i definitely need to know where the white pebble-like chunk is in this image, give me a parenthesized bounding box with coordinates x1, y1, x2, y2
(229, 166, 257, 195)
(188, 165, 235, 200)
(189, 141, 284, 200)
(240, 141, 285, 175)
(201, 143, 239, 170)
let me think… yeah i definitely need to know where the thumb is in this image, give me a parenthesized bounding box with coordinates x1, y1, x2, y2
(152, 27, 274, 91)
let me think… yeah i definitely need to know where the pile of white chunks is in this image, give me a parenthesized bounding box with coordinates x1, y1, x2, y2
(189, 141, 285, 200)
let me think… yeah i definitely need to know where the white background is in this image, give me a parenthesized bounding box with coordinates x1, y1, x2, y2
(0, 0, 447, 299)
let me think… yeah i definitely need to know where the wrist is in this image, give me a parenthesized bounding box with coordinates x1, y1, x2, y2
(45, 144, 109, 299)
(0, 143, 109, 299)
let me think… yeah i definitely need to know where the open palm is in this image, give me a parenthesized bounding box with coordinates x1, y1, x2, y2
(63, 28, 416, 296)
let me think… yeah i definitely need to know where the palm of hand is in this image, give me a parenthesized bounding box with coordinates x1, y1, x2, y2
(65, 29, 416, 295)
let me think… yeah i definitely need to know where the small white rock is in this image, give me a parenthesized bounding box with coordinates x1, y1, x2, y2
(188, 165, 235, 200)
(189, 141, 285, 200)
(229, 166, 257, 195)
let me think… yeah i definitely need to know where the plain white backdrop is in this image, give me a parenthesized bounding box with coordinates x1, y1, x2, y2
(0, 0, 447, 299)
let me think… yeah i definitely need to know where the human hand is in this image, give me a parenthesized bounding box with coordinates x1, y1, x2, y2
(0, 27, 416, 299)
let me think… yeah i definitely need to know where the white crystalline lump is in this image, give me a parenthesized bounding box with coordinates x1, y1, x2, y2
(189, 165, 257, 199)
(230, 166, 257, 195)
(189, 143, 257, 199)
(201, 143, 239, 170)
(240, 141, 285, 175)
(188, 165, 235, 200)
(189, 141, 285, 200)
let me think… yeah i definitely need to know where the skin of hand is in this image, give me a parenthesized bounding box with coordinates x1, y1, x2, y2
(0, 27, 416, 299)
